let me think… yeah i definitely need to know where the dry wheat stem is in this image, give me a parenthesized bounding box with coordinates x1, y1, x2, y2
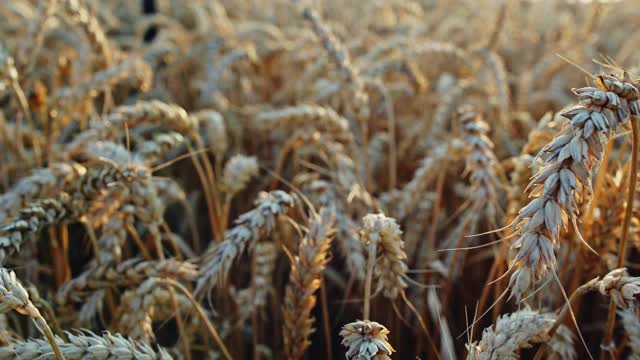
(603, 113, 640, 356)
(159, 279, 232, 360)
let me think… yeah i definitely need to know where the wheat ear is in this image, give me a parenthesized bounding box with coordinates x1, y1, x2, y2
(0, 268, 63, 360)
(282, 208, 335, 359)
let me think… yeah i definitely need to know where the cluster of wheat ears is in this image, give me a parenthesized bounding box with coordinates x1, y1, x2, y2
(4, 0, 640, 359)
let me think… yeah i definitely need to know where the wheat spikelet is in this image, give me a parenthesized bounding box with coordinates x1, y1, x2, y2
(404, 41, 473, 78)
(302, 179, 365, 281)
(508, 73, 640, 301)
(0, 330, 172, 359)
(96, 101, 199, 140)
(302, 6, 368, 119)
(70, 158, 150, 200)
(0, 268, 62, 359)
(195, 38, 225, 104)
(118, 278, 192, 342)
(0, 162, 85, 222)
(403, 192, 437, 256)
(221, 154, 259, 196)
(458, 106, 502, 224)
(195, 109, 228, 159)
(427, 288, 457, 360)
(339, 320, 394, 360)
(0, 193, 76, 263)
(255, 105, 353, 143)
(429, 80, 488, 143)
(57, 258, 197, 304)
(137, 131, 185, 163)
(548, 325, 577, 360)
(282, 208, 335, 359)
(366, 132, 389, 188)
(60, 0, 111, 67)
(76, 290, 105, 326)
(53, 58, 152, 108)
(151, 177, 188, 207)
(596, 268, 640, 309)
(83, 140, 136, 165)
(125, 180, 167, 244)
(361, 213, 407, 300)
(197, 190, 294, 294)
(0, 268, 41, 319)
(96, 214, 128, 264)
(619, 308, 640, 359)
(478, 49, 510, 128)
(466, 308, 555, 360)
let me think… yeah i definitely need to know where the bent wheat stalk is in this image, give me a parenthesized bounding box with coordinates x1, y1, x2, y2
(0, 268, 64, 360)
(602, 112, 640, 356)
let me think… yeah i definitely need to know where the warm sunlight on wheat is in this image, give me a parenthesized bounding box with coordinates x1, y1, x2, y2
(1, 0, 640, 359)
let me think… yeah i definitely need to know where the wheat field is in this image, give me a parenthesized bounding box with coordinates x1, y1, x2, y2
(2, 0, 640, 359)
